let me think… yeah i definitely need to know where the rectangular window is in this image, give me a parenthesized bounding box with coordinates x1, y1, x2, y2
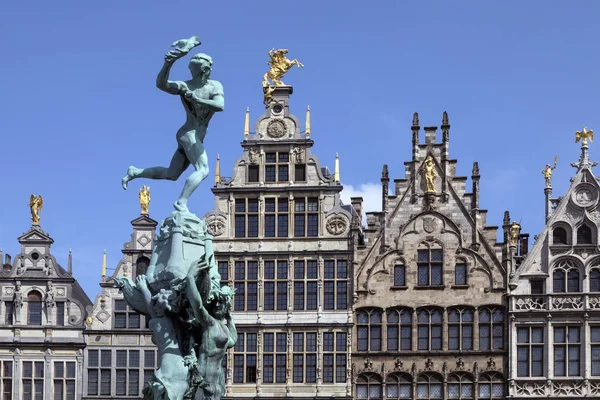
(292, 332, 318, 383)
(417, 248, 443, 286)
(324, 260, 348, 310)
(4, 302, 13, 325)
(322, 332, 347, 383)
(454, 263, 467, 285)
(56, 302, 65, 326)
(87, 349, 112, 396)
(53, 361, 75, 400)
(233, 333, 257, 383)
(114, 299, 141, 329)
(0, 361, 12, 400)
(233, 261, 258, 311)
(530, 279, 544, 294)
(294, 197, 319, 237)
(295, 164, 306, 182)
(234, 198, 259, 238)
(592, 326, 600, 375)
(517, 326, 544, 377)
(217, 261, 229, 286)
(264, 198, 288, 237)
(22, 361, 44, 400)
(394, 265, 406, 286)
(554, 326, 581, 377)
(27, 302, 42, 326)
(248, 165, 259, 183)
(115, 350, 140, 396)
(294, 260, 319, 310)
(143, 350, 156, 390)
(263, 260, 288, 311)
(264, 152, 290, 182)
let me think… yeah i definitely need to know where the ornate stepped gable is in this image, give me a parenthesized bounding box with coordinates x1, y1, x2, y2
(353, 112, 510, 400)
(508, 129, 600, 398)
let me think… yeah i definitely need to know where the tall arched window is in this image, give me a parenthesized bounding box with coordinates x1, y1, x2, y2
(356, 373, 382, 399)
(357, 309, 382, 351)
(553, 259, 580, 293)
(553, 227, 568, 244)
(447, 373, 474, 399)
(448, 308, 473, 350)
(478, 372, 505, 399)
(417, 245, 443, 286)
(27, 291, 43, 325)
(479, 307, 504, 350)
(577, 224, 592, 244)
(417, 309, 443, 350)
(590, 268, 600, 292)
(387, 308, 412, 351)
(135, 256, 150, 277)
(386, 373, 412, 399)
(417, 374, 442, 400)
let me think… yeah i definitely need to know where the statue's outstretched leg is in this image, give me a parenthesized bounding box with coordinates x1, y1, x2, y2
(121, 148, 190, 190)
(174, 141, 209, 212)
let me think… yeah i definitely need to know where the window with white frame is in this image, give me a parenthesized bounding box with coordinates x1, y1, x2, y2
(386, 373, 412, 399)
(262, 332, 286, 384)
(293, 332, 317, 383)
(553, 259, 580, 293)
(86, 349, 111, 396)
(263, 260, 288, 311)
(53, 361, 76, 400)
(554, 326, 581, 377)
(114, 299, 141, 329)
(0, 360, 12, 400)
(324, 259, 348, 310)
(517, 326, 544, 377)
(233, 260, 258, 311)
(447, 373, 473, 399)
(115, 350, 140, 396)
(322, 331, 347, 383)
(143, 350, 156, 390)
(233, 332, 257, 383)
(27, 291, 43, 326)
(264, 197, 289, 237)
(478, 372, 504, 399)
(417, 373, 443, 400)
(294, 197, 319, 237)
(234, 198, 259, 238)
(356, 373, 382, 399)
(22, 361, 44, 400)
(294, 260, 318, 310)
(417, 247, 443, 286)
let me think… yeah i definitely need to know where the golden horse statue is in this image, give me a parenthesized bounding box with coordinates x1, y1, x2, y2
(262, 49, 303, 104)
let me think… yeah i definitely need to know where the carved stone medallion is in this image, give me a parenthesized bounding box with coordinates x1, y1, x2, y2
(205, 215, 226, 236)
(326, 215, 348, 235)
(572, 183, 597, 208)
(266, 119, 287, 138)
(422, 217, 437, 233)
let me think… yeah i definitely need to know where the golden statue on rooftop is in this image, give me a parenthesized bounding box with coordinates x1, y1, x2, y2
(29, 194, 43, 225)
(576, 126, 594, 146)
(423, 155, 436, 193)
(542, 155, 558, 187)
(510, 221, 521, 246)
(262, 48, 304, 105)
(139, 185, 150, 215)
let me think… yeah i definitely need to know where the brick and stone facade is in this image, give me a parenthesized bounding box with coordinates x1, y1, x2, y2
(352, 113, 511, 399)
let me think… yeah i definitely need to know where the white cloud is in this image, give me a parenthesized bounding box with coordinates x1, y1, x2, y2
(340, 183, 381, 226)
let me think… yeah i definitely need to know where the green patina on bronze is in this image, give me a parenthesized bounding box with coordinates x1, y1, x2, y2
(115, 37, 235, 400)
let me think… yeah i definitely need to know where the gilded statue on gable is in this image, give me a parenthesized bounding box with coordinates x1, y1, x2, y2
(542, 155, 558, 187)
(262, 48, 303, 105)
(510, 221, 521, 246)
(139, 185, 151, 214)
(424, 155, 436, 193)
(575, 126, 594, 146)
(29, 194, 43, 225)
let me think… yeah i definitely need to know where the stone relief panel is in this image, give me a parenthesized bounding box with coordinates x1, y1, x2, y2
(571, 182, 598, 209)
(206, 215, 226, 237)
(326, 214, 349, 236)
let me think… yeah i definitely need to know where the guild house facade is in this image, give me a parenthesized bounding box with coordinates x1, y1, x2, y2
(352, 113, 520, 400)
(204, 85, 362, 399)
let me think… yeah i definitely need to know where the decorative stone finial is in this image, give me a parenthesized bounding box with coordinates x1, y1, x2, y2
(572, 127, 598, 171)
(334, 153, 340, 183)
(101, 250, 107, 278)
(472, 162, 480, 176)
(442, 111, 449, 126)
(306, 106, 311, 136)
(244, 107, 250, 137)
(382, 164, 389, 180)
(215, 154, 221, 185)
(412, 112, 419, 127)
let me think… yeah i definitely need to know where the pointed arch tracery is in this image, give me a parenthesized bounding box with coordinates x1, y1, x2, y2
(417, 372, 443, 400)
(356, 372, 383, 399)
(386, 372, 413, 399)
(552, 258, 581, 293)
(447, 372, 474, 399)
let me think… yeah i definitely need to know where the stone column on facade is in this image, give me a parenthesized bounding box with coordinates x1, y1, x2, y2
(287, 255, 294, 324)
(258, 196, 264, 240)
(346, 329, 352, 397)
(14, 349, 21, 400)
(412, 309, 418, 350)
(228, 193, 234, 237)
(258, 257, 264, 314)
(473, 306, 480, 350)
(544, 186, 552, 222)
(546, 314, 554, 383)
(289, 196, 294, 238)
(286, 329, 292, 394)
(44, 349, 52, 398)
(316, 330, 322, 394)
(319, 194, 325, 237)
(381, 309, 387, 353)
(317, 258, 324, 322)
(410, 113, 419, 203)
(583, 313, 590, 381)
(442, 308, 449, 351)
(256, 330, 263, 395)
(225, 350, 233, 396)
(76, 349, 84, 400)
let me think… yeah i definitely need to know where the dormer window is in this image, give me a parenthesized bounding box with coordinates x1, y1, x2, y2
(577, 224, 592, 244)
(265, 152, 289, 182)
(553, 227, 567, 245)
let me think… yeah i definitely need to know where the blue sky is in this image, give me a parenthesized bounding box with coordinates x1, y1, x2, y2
(2, 1, 599, 300)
